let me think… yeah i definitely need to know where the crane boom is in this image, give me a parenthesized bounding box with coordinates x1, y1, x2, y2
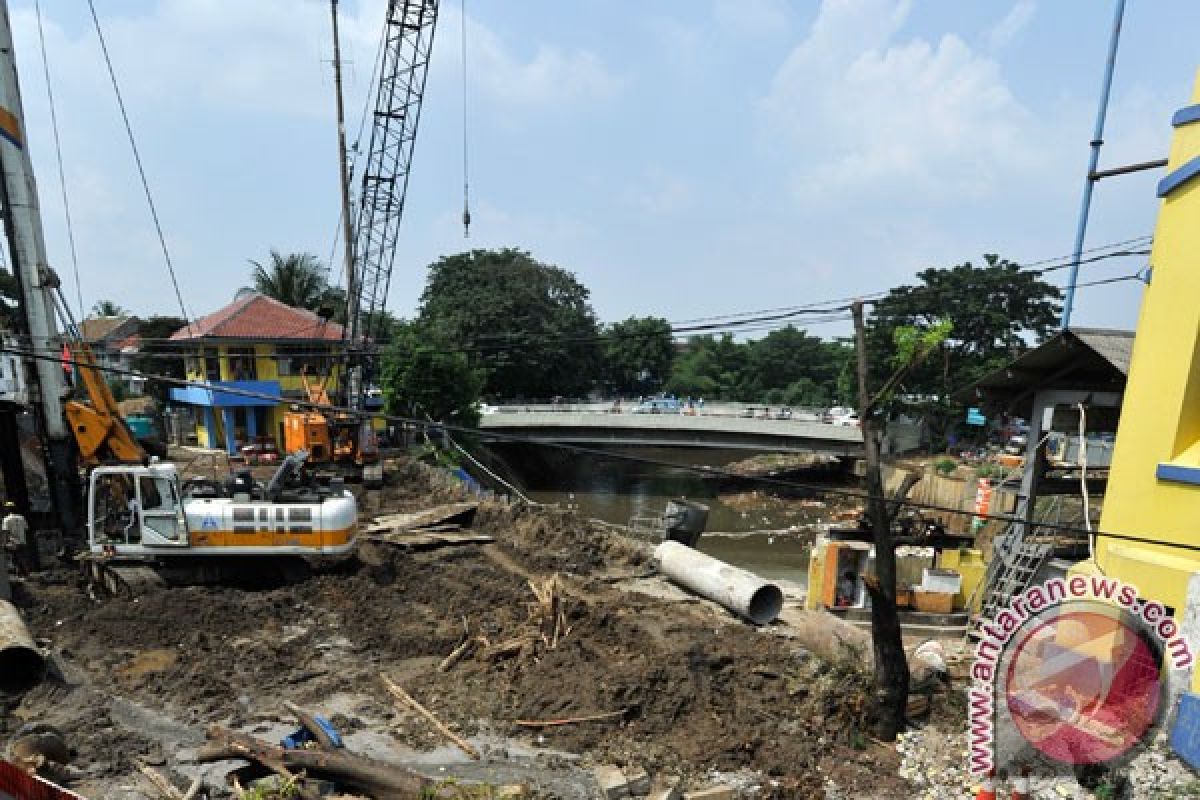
(347, 0, 439, 373)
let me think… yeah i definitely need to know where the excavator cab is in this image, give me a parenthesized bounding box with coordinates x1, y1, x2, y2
(88, 463, 188, 552)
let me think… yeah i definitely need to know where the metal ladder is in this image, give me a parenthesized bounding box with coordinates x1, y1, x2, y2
(967, 531, 1053, 640)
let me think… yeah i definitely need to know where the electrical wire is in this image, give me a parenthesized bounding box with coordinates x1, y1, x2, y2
(85, 0, 193, 336)
(460, 0, 471, 237)
(34, 0, 84, 323)
(2, 341, 1179, 550)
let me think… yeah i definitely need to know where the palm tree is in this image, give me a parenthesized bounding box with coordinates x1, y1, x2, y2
(91, 299, 127, 317)
(249, 251, 332, 311)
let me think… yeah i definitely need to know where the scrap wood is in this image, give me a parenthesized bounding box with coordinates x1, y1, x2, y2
(362, 531, 495, 550)
(367, 503, 478, 533)
(136, 763, 184, 800)
(512, 709, 627, 728)
(380, 674, 480, 761)
(198, 726, 426, 799)
(438, 637, 476, 672)
(481, 635, 534, 661)
(180, 776, 205, 800)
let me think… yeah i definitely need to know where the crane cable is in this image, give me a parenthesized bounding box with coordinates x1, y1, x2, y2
(85, 0, 193, 335)
(461, 0, 471, 237)
(33, 0, 83, 323)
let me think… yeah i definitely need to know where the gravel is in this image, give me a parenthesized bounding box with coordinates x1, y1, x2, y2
(894, 727, 1200, 799)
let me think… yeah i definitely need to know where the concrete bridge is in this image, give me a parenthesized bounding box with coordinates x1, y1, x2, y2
(477, 410, 864, 456)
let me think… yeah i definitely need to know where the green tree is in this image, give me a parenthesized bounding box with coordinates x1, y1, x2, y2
(417, 248, 600, 399)
(666, 333, 745, 399)
(250, 250, 334, 313)
(381, 322, 485, 426)
(130, 316, 187, 403)
(91, 299, 127, 317)
(868, 254, 1061, 394)
(867, 254, 1061, 446)
(602, 316, 675, 395)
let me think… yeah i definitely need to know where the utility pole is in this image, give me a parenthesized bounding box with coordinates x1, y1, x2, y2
(329, 0, 361, 410)
(1061, 0, 1126, 329)
(0, 1, 81, 536)
(851, 299, 909, 740)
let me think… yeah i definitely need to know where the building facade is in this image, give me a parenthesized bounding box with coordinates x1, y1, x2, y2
(168, 292, 344, 454)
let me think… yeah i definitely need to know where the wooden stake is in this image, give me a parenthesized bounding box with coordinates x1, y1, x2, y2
(513, 709, 626, 728)
(137, 763, 184, 800)
(180, 776, 204, 800)
(380, 673, 480, 760)
(438, 636, 476, 672)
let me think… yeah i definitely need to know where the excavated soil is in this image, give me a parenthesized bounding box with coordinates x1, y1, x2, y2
(2, 458, 909, 798)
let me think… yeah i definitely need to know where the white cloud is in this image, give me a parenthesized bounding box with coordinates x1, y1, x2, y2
(626, 169, 696, 216)
(760, 0, 1039, 205)
(452, 12, 622, 110)
(987, 0, 1037, 51)
(711, 0, 791, 39)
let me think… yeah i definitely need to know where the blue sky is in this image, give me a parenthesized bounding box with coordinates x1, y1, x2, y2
(9, 0, 1200, 337)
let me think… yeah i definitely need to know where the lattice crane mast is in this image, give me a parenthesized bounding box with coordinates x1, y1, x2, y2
(344, 0, 439, 407)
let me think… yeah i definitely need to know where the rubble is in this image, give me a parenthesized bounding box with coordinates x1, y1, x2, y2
(2, 457, 904, 798)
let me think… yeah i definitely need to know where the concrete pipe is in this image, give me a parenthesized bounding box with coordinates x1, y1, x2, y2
(654, 540, 784, 625)
(0, 599, 45, 694)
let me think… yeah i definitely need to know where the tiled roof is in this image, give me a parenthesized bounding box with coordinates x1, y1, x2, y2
(80, 316, 138, 343)
(169, 292, 345, 342)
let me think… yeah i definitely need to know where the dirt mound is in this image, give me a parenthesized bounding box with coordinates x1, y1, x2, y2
(7, 458, 903, 797)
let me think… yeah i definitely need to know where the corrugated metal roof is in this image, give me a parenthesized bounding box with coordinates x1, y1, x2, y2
(1069, 327, 1133, 375)
(955, 327, 1134, 410)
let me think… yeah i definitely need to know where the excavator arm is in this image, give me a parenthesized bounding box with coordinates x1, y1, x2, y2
(63, 341, 146, 465)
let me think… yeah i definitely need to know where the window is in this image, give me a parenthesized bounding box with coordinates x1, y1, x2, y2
(227, 347, 258, 381)
(138, 475, 181, 542)
(203, 347, 220, 382)
(276, 344, 333, 377)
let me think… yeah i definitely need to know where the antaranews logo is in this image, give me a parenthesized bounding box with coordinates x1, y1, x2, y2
(968, 575, 1194, 777)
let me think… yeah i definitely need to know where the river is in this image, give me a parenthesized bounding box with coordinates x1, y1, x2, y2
(485, 444, 858, 588)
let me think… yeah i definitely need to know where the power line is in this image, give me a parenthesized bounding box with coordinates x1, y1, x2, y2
(85, 0, 193, 336)
(0, 342, 1163, 547)
(34, 0, 83, 323)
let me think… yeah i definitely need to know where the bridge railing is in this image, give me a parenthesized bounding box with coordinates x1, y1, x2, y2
(485, 401, 829, 420)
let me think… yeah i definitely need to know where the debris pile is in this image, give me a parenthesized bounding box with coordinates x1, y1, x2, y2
(2, 458, 911, 798)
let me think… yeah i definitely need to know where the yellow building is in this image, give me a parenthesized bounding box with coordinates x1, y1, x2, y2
(168, 291, 345, 454)
(1088, 70, 1200, 675)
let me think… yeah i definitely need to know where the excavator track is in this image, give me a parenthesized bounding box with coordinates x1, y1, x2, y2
(80, 558, 166, 599)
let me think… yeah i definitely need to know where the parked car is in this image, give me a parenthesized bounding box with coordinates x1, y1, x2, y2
(633, 397, 681, 414)
(239, 437, 281, 466)
(822, 406, 858, 425)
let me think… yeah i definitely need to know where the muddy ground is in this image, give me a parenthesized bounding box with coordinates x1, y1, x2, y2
(0, 458, 947, 799)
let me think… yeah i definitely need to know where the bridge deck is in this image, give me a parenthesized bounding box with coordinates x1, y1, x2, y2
(478, 411, 863, 455)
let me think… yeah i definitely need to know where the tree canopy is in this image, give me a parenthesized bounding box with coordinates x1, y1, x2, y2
(866, 254, 1061, 397)
(864, 254, 1062, 446)
(250, 250, 344, 320)
(381, 321, 485, 426)
(417, 249, 600, 399)
(131, 316, 188, 403)
(91, 299, 127, 317)
(664, 328, 854, 406)
(601, 316, 675, 395)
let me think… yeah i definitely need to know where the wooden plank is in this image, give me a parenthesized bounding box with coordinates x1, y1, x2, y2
(361, 531, 495, 550)
(366, 503, 479, 535)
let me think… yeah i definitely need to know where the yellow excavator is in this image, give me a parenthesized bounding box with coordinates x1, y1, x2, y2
(0, 9, 358, 595)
